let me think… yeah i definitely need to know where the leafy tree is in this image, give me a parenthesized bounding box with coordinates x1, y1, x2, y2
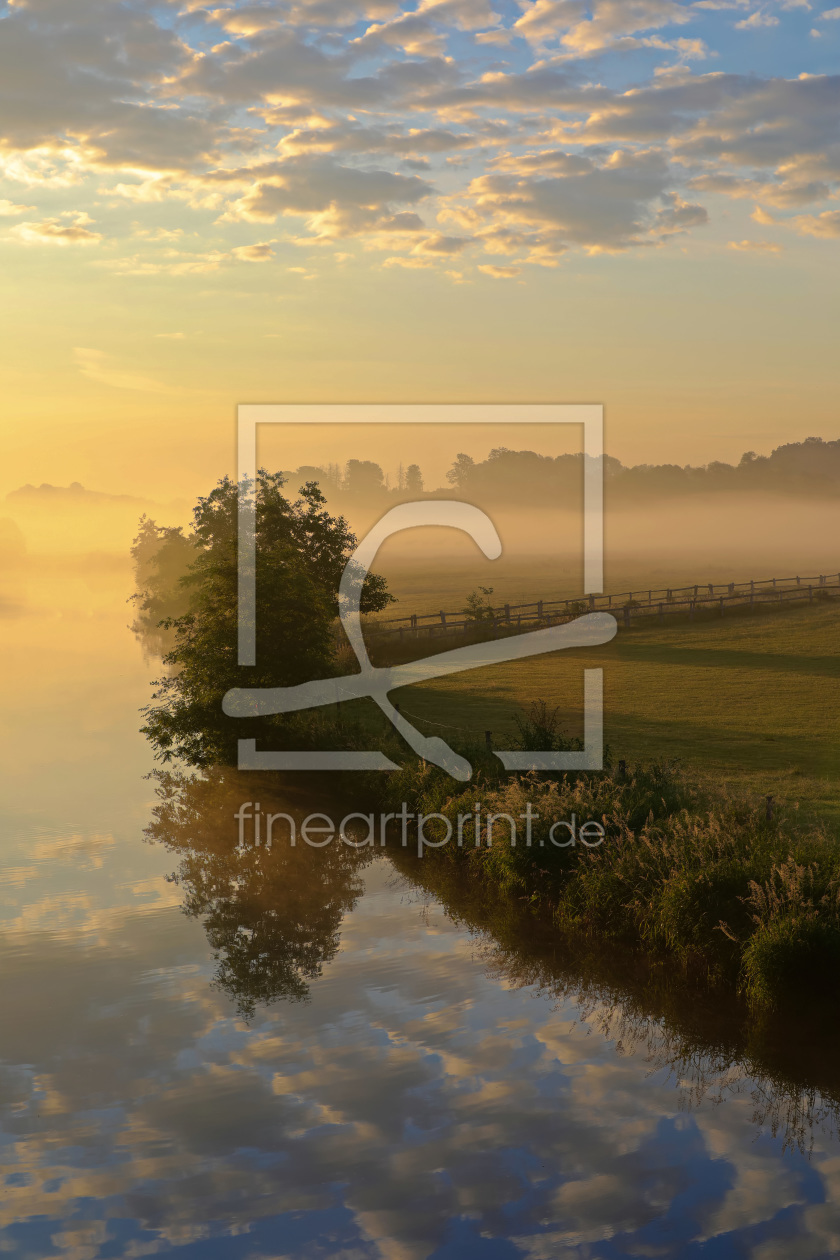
(141, 470, 393, 767)
(343, 458, 386, 498)
(446, 452, 475, 488)
(130, 516, 197, 652)
(405, 463, 424, 495)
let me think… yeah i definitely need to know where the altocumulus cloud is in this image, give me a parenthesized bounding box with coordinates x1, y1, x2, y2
(0, 0, 836, 276)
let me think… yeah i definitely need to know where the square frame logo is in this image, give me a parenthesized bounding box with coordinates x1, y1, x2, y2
(223, 405, 616, 780)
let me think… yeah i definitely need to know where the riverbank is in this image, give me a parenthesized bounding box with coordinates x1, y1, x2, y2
(380, 753, 840, 1010)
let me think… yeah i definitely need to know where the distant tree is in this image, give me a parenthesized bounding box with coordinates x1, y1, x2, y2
(446, 453, 475, 488)
(405, 463, 424, 495)
(140, 471, 394, 767)
(344, 459, 386, 498)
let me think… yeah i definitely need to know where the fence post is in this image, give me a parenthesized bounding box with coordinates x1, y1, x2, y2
(820, 574, 826, 587)
(694, 585, 698, 597)
(411, 614, 418, 631)
(719, 596, 724, 616)
(708, 584, 714, 595)
(809, 585, 813, 603)
(503, 604, 510, 623)
(440, 610, 446, 626)
(796, 576, 801, 586)
(750, 580, 754, 593)
(728, 582, 734, 595)
(537, 599, 543, 619)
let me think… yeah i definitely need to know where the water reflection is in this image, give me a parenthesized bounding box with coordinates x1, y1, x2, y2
(4, 763, 840, 1257)
(145, 769, 372, 1015)
(389, 849, 840, 1158)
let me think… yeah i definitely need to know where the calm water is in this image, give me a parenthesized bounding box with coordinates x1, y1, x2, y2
(2, 560, 840, 1259)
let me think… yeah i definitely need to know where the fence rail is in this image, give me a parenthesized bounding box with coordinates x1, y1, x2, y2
(349, 571, 840, 643)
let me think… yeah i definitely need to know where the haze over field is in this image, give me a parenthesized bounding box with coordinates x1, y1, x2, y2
(5, 435, 840, 620)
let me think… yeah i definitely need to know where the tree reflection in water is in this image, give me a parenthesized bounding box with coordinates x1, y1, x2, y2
(144, 769, 372, 1017)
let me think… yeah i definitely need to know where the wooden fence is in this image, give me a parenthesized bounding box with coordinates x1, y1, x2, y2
(352, 570, 840, 643)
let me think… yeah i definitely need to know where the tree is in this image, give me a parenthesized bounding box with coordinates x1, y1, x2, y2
(141, 471, 394, 767)
(130, 516, 197, 653)
(343, 459, 386, 499)
(446, 452, 475, 488)
(405, 463, 424, 495)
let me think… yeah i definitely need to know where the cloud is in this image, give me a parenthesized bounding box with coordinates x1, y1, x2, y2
(513, 0, 694, 54)
(10, 212, 102, 245)
(220, 154, 432, 240)
(735, 11, 781, 27)
(230, 240, 276, 260)
(412, 232, 474, 253)
(689, 172, 830, 206)
(449, 148, 685, 254)
(72, 348, 170, 392)
(0, 0, 830, 269)
(0, 199, 34, 216)
(728, 238, 782, 250)
(789, 209, 840, 236)
(478, 262, 522, 276)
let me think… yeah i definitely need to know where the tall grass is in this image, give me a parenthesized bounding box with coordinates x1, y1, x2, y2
(380, 745, 840, 1009)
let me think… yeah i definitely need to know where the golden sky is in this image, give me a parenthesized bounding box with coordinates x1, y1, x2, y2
(1, 0, 839, 500)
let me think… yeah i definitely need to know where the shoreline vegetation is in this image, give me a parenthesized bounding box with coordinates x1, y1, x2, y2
(376, 741, 840, 1013)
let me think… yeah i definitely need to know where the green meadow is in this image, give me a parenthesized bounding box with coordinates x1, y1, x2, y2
(363, 599, 840, 823)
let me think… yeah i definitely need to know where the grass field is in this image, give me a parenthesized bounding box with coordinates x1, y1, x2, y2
(356, 599, 840, 823)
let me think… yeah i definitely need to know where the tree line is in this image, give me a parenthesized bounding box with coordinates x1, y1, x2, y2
(285, 437, 840, 508)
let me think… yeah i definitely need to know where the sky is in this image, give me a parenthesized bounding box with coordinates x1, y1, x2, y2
(1, 0, 839, 500)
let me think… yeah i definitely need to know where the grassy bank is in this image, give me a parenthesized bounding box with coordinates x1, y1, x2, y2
(379, 751, 840, 1011)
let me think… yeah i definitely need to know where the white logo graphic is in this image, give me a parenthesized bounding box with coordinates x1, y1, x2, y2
(224, 405, 615, 779)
